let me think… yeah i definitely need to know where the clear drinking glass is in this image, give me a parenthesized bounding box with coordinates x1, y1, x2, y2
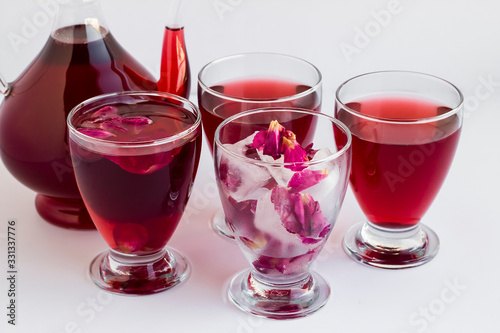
(214, 108, 351, 319)
(68, 91, 202, 294)
(336, 71, 463, 269)
(198, 52, 322, 239)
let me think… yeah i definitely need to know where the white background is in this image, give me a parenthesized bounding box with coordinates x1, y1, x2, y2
(0, 0, 499, 332)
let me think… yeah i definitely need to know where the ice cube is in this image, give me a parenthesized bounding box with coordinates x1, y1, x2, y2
(77, 128, 115, 139)
(308, 148, 340, 194)
(253, 191, 309, 258)
(256, 149, 295, 187)
(300, 148, 342, 222)
(220, 132, 272, 202)
(82, 106, 152, 137)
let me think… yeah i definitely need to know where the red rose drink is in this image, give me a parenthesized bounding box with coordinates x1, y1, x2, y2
(199, 78, 321, 152)
(68, 92, 201, 295)
(336, 70, 463, 269)
(338, 96, 461, 229)
(70, 103, 201, 255)
(198, 53, 323, 241)
(214, 109, 351, 318)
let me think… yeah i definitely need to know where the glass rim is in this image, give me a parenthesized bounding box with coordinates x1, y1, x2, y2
(335, 70, 464, 124)
(197, 52, 322, 104)
(67, 90, 202, 149)
(214, 107, 352, 167)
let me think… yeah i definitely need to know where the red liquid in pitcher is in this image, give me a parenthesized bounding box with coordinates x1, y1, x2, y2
(158, 26, 190, 98)
(198, 78, 321, 150)
(0, 24, 157, 228)
(70, 103, 201, 254)
(337, 96, 461, 229)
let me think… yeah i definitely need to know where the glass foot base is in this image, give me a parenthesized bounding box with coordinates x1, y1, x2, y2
(35, 194, 95, 229)
(343, 222, 440, 269)
(228, 269, 330, 319)
(211, 208, 235, 241)
(89, 247, 190, 295)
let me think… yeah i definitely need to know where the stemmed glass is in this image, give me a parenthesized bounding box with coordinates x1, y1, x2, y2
(198, 52, 322, 240)
(67, 91, 202, 294)
(336, 71, 463, 269)
(214, 108, 351, 318)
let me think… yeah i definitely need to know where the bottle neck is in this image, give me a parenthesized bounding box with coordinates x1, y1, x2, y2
(52, 0, 108, 41)
(165, 0, 185, 29)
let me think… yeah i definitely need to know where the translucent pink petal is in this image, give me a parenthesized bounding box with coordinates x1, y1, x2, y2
(288, 168, 328, 193)
(90, 105, 119, 122)
(251, 130, 266, 150)
(263, 120, 285, 158)
(77, 128, 115, 139)
(282, 133, 309, 171)
(219, 159, 242, 192)
(253, 250, 316, 275)
(101, 120, 126, 132)
(115, 116, 153, 126)
(271, 187, 329, 244)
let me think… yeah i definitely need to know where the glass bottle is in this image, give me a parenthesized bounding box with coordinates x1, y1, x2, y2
(157, 0, 191, 98)
(0, 0, 157, 229)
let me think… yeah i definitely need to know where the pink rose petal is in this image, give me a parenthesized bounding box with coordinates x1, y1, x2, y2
(288, 168, 328, 193)
(77, 128, 115, 139)
(253, 250, 316, 275)
(271, 187, 329, 244)
(90, 105, 119, 122)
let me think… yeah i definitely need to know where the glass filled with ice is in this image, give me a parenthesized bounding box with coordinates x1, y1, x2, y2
(67, 91, 202, 295)
(213, 108, 352, 319)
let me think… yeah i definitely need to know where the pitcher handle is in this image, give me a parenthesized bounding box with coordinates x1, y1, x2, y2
(0, 72, 10, 95)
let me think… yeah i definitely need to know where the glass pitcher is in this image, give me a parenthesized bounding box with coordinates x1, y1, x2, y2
(0, 0, 162, 229)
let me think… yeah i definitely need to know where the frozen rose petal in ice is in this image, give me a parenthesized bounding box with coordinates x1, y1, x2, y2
(282, 133, 308, 171)
(90, 105, 119, 122)
(282, 250, 316, 275)
(113, 116, 153, 135)
(115, 116, 153, 127)
(113, 223, 148, 254)
(251, 130, 266, 150)
(240, 236, 266, 250)
(77, 128, 115, 139)
(253, 250, 316, 275)
(101, 120, 126, 133)
(219, 137, 272, 202)
(253, 255, 282, 273)
(251, 120, 285, 158)
(292, 193, 330, 244)
(270, 187, 296, 230)
(263, 121, 285, 158)
(219, 161, 242, 193)
(304, 143, 319, 160)
(288, 168, 328, 193)
(271, 187, 329, 244)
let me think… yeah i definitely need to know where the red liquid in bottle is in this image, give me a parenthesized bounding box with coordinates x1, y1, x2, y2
(0, 25, 157, 228)
(337, 96, 461, 229)
(70, 103, 201, 254)
(158, 26, 190, 98)
(198, 78, 321, 151)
